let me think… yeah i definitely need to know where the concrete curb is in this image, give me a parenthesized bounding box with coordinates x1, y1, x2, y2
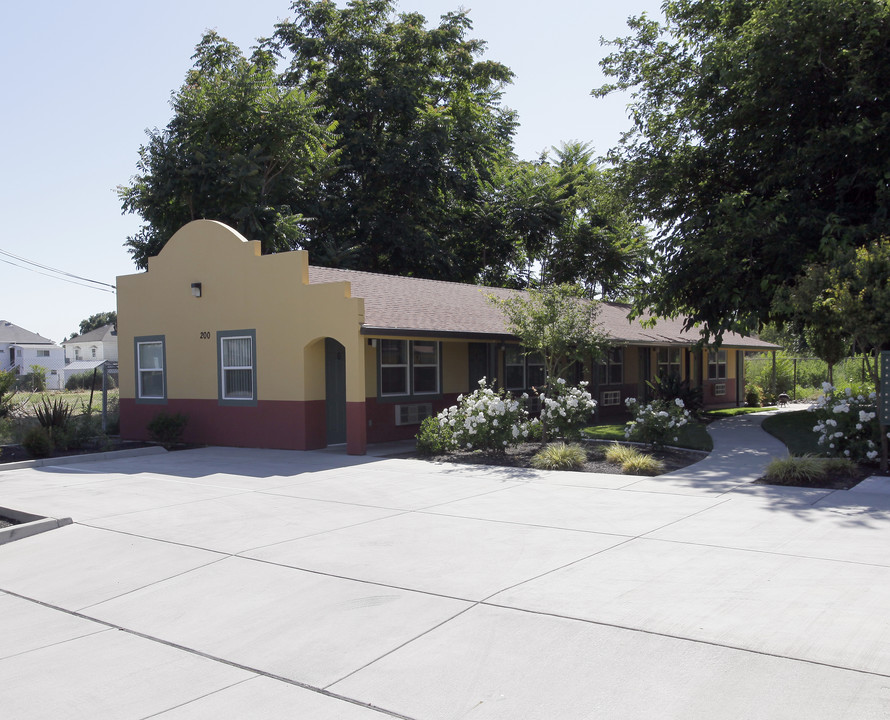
(0, 506, 72, 545)
(0, 445, 168, 473)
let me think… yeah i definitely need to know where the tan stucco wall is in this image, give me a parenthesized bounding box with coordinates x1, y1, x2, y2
(622, 346, 639, 382)
(442, 341, 467, 394)
(117, 220, 366, 403)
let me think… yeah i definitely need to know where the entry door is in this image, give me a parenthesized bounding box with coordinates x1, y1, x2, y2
(325, 338, 347, 445)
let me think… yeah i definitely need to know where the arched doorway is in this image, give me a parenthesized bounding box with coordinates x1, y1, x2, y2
(325, 338, 347, 444)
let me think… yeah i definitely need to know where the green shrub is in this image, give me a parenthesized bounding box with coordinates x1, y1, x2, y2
(435, 378, 530, 452)
(745, 386, 762, 407)
(34, 396, 74, 445)
(64, 370, 118, 391)
(648, 373, 703, 414)
(415, 415, 452, 456)
(624, 397, 691, 448)
(22, 426, 53, 458)
(57, 411, 104, 450)
(530, 442, 587, 470)
(0, 370, 15, 418)
(538, 380, 597, 440)
(147, 411, 188, 449)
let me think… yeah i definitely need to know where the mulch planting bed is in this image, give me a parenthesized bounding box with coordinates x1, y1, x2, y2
(754, 464, 881, 490)
(416, 441, 705, 475)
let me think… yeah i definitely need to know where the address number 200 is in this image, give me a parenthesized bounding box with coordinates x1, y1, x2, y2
(199, 331, 211, 340)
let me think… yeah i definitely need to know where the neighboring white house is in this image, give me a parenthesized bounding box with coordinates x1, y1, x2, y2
(0, 320, 65, 390)
(62, 324, 118, 364)
(61, 324, 118, 386)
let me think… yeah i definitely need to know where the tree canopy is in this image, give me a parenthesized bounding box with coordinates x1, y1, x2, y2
(476, 142, 649, 297)
(268, 0, 517, 281)
(120, 31, 336, 269)
(121, 1, 520, 279)
(488, 283, 610, 383)
(779, 240, 890, 390)
(596, 0, 890, 339)
(75, 311, 117, 338)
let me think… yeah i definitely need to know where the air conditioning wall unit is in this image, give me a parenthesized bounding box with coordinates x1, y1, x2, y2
(395, 403, 433, 426)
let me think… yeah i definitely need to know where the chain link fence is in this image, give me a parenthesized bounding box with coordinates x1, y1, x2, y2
(745, 352, 875, 401)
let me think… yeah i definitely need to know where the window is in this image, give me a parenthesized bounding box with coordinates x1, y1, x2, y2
(136, 337, 165, 401)
(708, 350, 727, 380)
(91, 347, 97, 358)
(37, 349, 50, 358)
(380, 340, 409, 395)
(505, 346, 526, 390)
(218, 331, 256, 403)
(601, 390, 621, 406)
(714, 383, 726, 396)
(505, 346, 545, 390)
(74, 346, 82, 361)
(657, 348, 681, 378)
(412, 342, 439, 395)
(527, 353, 545, 388)
(379, 339, 440, 397)
(598, 348, 624, 385)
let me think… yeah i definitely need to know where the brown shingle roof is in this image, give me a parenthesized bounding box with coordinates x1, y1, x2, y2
(306, 267, 778, 350)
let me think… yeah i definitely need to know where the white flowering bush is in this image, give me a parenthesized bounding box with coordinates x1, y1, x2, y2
(436, 378, 531, 452)
(810, 383, 880, 462)
(539, 379, 597, 440)
(624, 396, 690, 448)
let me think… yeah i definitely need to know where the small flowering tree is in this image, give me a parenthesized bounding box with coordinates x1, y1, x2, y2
(624, 397, 690, 448)
(539, 379, 597, 440)
(810, 383, 880, 462)
(436, 378, 530, 452)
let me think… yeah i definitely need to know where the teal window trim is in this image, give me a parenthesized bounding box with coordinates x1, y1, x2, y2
(376, 339, 442, 402)
(134, 335, 166, 405)
(217, 329, 258, 407)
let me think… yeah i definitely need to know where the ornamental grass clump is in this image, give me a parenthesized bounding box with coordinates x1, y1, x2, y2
(538, 379, 597, 440)
(810, 384, 880, 462)
(764, 455, 857, 485)
(603, 442, 664, 475)
(624, 397, 691, 448)
(435, 377, 530, 452)
(531, 442, 587, 470)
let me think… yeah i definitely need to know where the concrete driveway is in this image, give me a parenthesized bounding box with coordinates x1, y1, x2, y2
(1, 423, 890, 718)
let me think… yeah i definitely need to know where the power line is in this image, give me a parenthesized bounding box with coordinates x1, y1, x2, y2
(0, 255, 116, 294)
(0, 248, 116, 292)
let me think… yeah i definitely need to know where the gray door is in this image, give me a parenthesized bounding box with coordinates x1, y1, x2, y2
(325, 338, 347, 444)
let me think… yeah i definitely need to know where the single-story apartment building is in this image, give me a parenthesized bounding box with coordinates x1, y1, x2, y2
(117, 220, 778, 455)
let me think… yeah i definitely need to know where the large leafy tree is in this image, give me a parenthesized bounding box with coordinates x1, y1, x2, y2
(488, 284, 610, 385)
(472, 143, 649, 296)
(120, 31, 336, 268)
(269, 0, 517, 280)
(596, 0, 890, 339)
(75, 311, 117, 337)
(782, 240, 890, 391)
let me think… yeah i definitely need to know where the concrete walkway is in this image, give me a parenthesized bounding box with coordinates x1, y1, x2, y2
(1, 415, 890, 718)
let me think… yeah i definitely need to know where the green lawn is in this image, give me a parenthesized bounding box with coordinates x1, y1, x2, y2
(761, 410, 820, 455)
(584, 420, 713, 452)
(705, 406, 778, 418)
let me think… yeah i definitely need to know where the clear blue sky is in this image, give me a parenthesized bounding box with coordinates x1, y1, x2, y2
(0, 0, 664, 343)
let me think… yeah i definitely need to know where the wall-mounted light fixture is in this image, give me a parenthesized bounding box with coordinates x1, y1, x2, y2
(191, 283, 202, 298)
